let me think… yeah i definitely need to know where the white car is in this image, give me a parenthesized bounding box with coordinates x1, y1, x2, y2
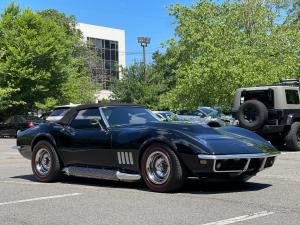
(46, 104, 78, 122)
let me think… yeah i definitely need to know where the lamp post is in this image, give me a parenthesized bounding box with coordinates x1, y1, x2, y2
(137, 37, 151, 76)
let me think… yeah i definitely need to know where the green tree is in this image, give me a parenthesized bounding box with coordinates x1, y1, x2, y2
(0, 4, 97, 115)
(288, 0, 300, 23)
(35, 8, 99, 109)
(111, 62, 164, 109)
(156, 0, 300, 110)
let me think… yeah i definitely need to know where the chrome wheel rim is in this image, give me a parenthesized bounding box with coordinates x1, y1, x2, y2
(35, 148, 51, 176)
(146, 151, 170, 185)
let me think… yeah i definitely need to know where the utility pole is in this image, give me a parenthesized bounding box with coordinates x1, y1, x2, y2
(137, 37, 151, 77)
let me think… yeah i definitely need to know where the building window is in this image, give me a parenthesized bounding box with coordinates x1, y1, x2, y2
(87, 37, 119, 90)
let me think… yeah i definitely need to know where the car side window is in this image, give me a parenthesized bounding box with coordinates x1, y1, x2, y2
(285, 90, 300, 104)
(70, 108, 102, 129)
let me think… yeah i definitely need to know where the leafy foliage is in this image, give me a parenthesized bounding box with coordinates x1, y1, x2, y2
(157, 0, 300, 110)
(0, 3, 97, 115)
(111, 62, 164, 109)
(111, 0, 299, 111)
(288, 0, 300, 23)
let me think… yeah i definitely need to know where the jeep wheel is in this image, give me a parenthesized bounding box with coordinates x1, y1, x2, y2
(237, 100, 268, 131)
(285, 122, 300, 151)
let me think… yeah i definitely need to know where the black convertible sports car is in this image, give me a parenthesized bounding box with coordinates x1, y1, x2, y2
(17, 104, 280, 192)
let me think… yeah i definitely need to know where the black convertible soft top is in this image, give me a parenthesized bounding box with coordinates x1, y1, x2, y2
(58, 103, 143, 125)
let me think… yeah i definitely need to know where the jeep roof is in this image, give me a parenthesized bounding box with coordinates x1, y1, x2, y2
(233, 85, 300, 111)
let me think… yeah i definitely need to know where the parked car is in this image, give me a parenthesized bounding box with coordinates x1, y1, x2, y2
(233, 79, 300, 151)
(152, 111, 181, 121)
(177, 109, 225, 127)
(0, 115, 43, 137)
(198, 107, 238, 125)
(17, 103, 279, 192)
(46, 104, 78, 122)
(40, 112, 51, 121)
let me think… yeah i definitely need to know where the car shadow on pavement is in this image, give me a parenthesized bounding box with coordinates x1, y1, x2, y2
(10, 174, 271, 194)
(181, 179, 271, 194)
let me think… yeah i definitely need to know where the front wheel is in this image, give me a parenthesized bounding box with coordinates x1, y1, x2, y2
(141, 144, 186, 192)
(31, 140, 62, 182)
(285, 122, 300, 151)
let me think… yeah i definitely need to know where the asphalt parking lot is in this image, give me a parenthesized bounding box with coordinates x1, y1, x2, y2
(1, 139, 300, 225)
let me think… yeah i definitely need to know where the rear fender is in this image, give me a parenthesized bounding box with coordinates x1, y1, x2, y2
(31, 133, 57, 151)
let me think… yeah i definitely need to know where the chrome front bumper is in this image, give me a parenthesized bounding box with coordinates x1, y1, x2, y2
(198, 153, 279, 173)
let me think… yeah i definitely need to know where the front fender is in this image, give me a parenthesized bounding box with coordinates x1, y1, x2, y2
(220, 126, 268, 143)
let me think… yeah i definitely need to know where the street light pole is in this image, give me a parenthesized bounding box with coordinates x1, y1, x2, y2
(137, 37, 151, 77)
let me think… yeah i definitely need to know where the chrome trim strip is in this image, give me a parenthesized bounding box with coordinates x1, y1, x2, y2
(198, 153, 279, 173)
(62, 167, 141, 182)
(125, 152, 130, 164)
(259, 157, 268, 171)
(121, 152, 126, 164)
(212, 159, 247, 173)
(98, 107, 110, 128)
(198, 153, 279, 160)
(116, 171, 141, 182)
(117, 152, 122, 164)
(129, 152, 133, 165)
(242, 159, 251, 172)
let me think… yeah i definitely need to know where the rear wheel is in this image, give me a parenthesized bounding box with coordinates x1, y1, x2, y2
(31, 140, 62, 182)
(237, 100, 268, 131)
(141, 144, 186, 192)
(285, 122, 300, 151)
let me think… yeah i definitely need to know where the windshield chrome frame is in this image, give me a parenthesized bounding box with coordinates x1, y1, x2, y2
(98, 107, 110, 129)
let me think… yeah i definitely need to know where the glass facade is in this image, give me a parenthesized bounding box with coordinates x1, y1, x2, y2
(87, 37, 119, 90)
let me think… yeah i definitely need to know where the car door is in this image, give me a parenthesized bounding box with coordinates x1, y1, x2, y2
(60, 108, 112, 167)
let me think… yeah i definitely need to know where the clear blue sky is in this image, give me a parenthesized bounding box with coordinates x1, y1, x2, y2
(0, 0, 200, 65)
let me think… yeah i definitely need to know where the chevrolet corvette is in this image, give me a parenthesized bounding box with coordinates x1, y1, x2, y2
(17, 104, 280, 192)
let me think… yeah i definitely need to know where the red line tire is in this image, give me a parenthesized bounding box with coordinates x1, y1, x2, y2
(31, 140, 61, 182)
(141, 144, 186, 192)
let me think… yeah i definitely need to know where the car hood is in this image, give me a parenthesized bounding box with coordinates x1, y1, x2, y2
(146, 122, 277, 155)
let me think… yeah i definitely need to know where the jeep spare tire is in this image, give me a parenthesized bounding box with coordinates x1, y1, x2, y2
(237, 100, 268, 131)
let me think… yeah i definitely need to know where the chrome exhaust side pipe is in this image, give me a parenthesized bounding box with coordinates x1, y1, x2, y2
(62, 166, 141, 182)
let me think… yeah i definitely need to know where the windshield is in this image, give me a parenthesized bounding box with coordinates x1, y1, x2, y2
(199, 107, 219, 116)
(102, 107, 159, 127)
(49, 107, 70, 117)
(159, 112, 179, 121)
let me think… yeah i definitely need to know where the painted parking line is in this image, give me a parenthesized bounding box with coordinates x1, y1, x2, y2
(0, 193, 82, 206)
(0, 180, 45, 185)
(201, 211, 274, 225)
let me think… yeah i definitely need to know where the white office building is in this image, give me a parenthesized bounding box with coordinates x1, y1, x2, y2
(76, 23, 126, 101)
